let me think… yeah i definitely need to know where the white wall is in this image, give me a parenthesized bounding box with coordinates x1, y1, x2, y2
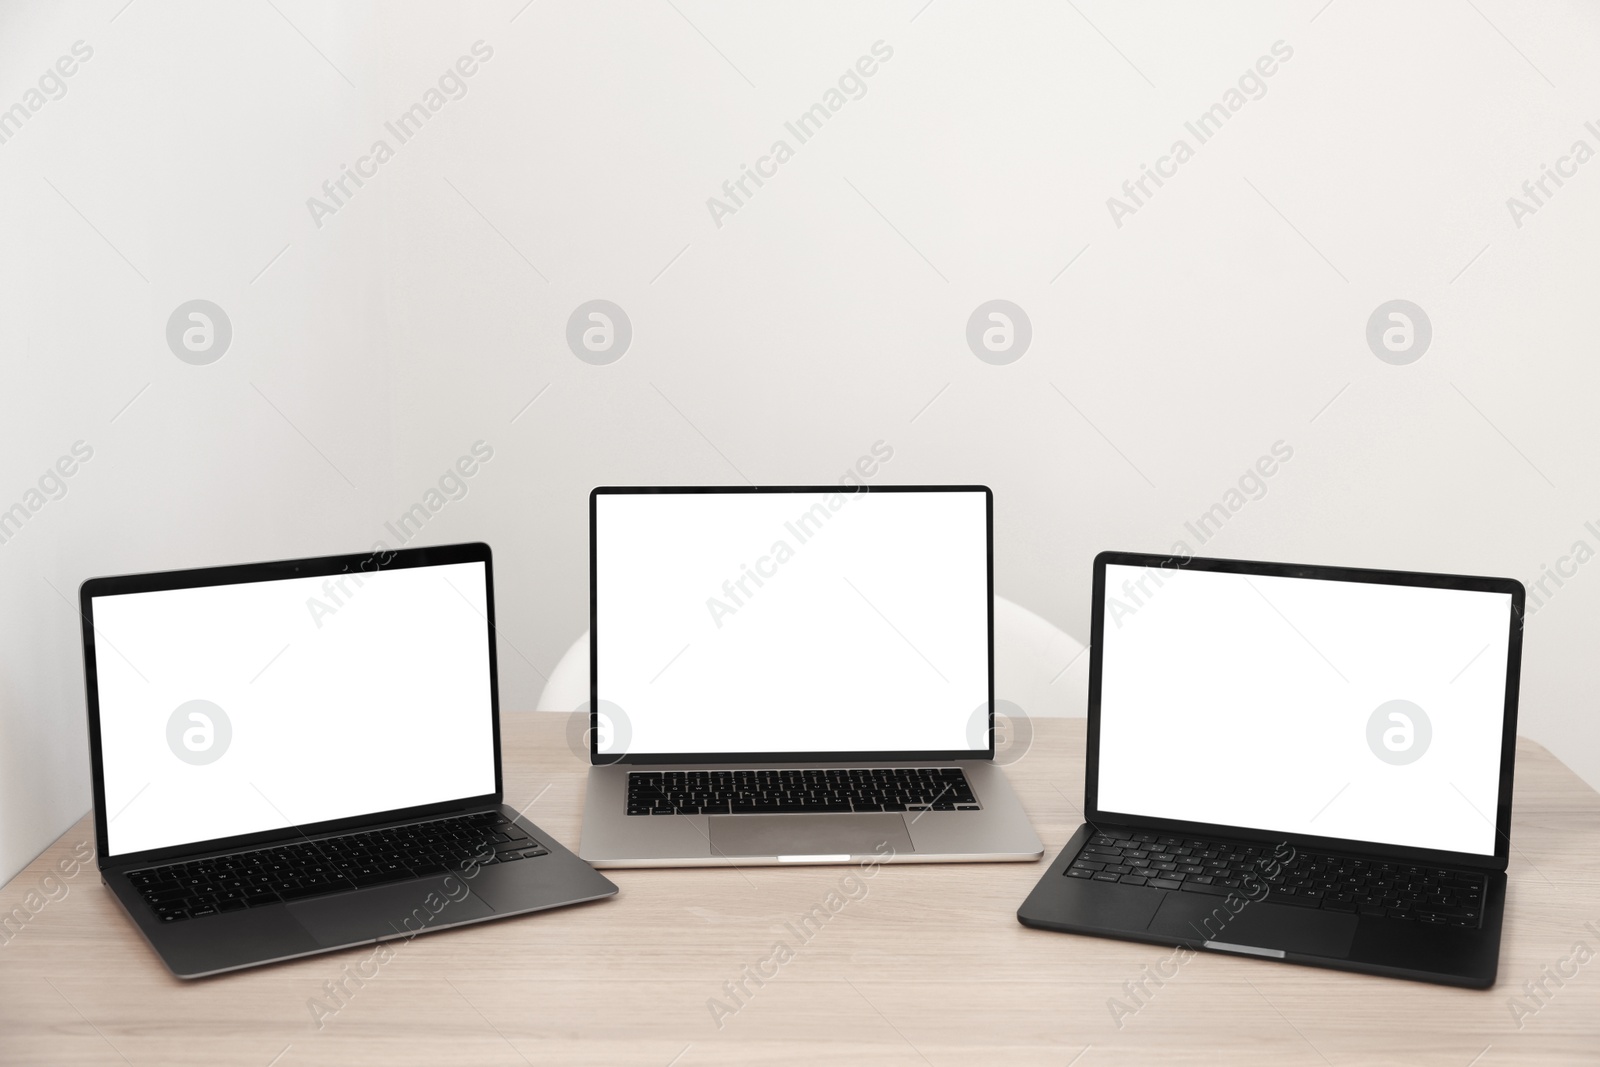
(2, 0, 1596, 885)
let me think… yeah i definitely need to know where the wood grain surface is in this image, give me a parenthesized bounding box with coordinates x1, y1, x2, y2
(2, 714, 1598, 1066)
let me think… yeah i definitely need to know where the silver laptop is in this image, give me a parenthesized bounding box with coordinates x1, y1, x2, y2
(579, 485, 1043, 867)
(80, 542, 616, 978)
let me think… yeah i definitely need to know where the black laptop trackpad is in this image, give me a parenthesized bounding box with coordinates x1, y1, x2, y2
(288, 877, 494, 947)
(708, 814, 914, 858)
(1147, 894, 1358, 959)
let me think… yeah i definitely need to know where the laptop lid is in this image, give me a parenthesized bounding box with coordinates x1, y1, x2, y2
(589, 485, 994, 764)
(80, 542, 503, 870)
(1084, 551, 1523, 871)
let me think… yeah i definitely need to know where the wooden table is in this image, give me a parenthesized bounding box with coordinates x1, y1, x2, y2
(4, 715, 1599, 1066)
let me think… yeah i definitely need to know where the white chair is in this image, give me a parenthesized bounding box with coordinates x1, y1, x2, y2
(535, 595, 1089, 722)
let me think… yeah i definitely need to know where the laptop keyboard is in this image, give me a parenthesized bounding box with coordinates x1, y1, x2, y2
(126, 811, 547, 923)
(626, 767, 978, 815)
(1067, 832, 1486, 927)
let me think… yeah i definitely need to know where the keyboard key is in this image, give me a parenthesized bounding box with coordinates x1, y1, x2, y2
(1148, 878, 1183, 890)
(1416, 908, 1477, 922)
(280, 883, 331, 900)
(1119, 874, 1149, 886)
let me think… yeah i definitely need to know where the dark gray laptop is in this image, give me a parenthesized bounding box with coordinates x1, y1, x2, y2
(1019, 551, 1524, 988)
(80, 542, 616, 978)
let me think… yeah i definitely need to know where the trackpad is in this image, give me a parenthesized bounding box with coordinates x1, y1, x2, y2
(288, 877, 494, 947)
(708, 814, 913, 859)
(1147, 894, 1358, 959)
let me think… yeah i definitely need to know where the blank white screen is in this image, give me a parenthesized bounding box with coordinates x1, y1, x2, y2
(595, 490, 989, 756)
(1096, 564, 1511, 856)
(93, 562, 497, 857)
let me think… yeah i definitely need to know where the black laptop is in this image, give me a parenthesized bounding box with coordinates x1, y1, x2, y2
(1018, 551, 1523, 988)
(80, 542, 617, 978)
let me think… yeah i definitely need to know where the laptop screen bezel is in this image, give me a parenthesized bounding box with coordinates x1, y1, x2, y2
(80, 541, 504, 871)
(589, 484, 996, 765)
(1083, 550, 1524, 871)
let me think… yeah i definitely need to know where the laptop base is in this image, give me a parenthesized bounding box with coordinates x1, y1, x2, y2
(1018, 824, 1505, 989)
(116, 805, 618, 979)
(580, 760, 1041, 868)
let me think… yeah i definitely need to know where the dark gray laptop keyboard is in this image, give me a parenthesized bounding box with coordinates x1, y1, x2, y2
(627, 767, 978, 815)
(127, 812, 546, 923)
(1068, 832, 1485, 927)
